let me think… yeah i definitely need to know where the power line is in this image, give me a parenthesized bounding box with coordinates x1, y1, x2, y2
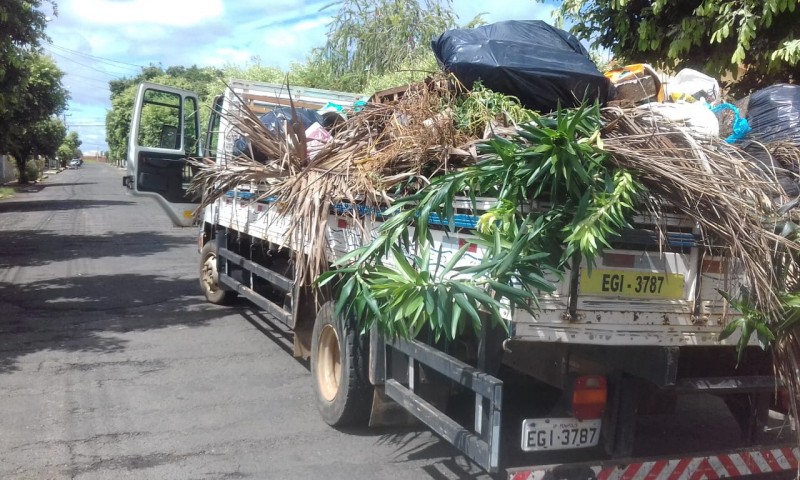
(44, 48, 125, 79)
(47, 42, 145, 72)
(62, 71, 112, 86)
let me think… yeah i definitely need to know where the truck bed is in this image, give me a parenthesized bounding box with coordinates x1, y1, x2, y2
(205, 190, 747, 348)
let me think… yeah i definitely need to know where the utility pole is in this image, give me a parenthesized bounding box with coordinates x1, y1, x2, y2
(58, 113, 72, 169)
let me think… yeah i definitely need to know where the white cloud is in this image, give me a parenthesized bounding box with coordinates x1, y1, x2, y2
(68, 0, 224, 27)
(293, 16, 332, 32)
(454, 0, 554, 24)
(199, 48, 256, 67)
(46, 0, 564, 151)
(120, 25, 170, 42)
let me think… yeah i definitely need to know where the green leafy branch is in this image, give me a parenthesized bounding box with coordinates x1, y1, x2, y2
(718, 288, 775, 365)
(319, 100, 642, 341)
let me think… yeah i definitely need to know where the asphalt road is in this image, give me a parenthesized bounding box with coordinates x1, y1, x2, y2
(0, 163, 486, 480)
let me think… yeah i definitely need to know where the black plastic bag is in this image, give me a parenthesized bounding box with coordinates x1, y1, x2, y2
(740, 140, 800, 197)
(431, 20, 611, 113)
(259, 106, 324, 133)
(233, 107, 325, 160)
(746, 84, 800, 145)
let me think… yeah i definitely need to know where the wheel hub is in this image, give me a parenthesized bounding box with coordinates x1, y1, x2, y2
(317, 324, 341, 402)
(202, 254, 219, 292)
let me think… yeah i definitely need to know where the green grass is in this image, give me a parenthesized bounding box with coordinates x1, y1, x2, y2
(0, 187, 14, 200)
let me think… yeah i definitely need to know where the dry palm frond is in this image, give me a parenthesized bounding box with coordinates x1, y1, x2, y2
(189, 75, 477, 287)
(601, 106, 800, 316)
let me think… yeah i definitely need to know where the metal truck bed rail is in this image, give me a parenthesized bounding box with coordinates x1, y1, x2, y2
(383, 336, 503, 473)
(216, 233, 294, 327)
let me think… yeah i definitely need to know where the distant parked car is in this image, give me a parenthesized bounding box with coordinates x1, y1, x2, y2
(68, 158, 82, 169)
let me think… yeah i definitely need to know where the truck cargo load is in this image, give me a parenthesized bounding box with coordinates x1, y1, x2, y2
(124, 77, 800, 478)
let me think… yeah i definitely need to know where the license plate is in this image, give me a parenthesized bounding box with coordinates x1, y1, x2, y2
(580, 268, 684, 299)
(521, 418, 602, 452)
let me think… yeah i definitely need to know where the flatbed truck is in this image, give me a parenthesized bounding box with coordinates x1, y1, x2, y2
(123, 79, 799, 479)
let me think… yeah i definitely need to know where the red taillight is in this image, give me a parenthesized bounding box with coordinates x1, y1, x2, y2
(572, 375, 607, 420)
(458, 238, 478, 253)
(775, 388, 790, 413)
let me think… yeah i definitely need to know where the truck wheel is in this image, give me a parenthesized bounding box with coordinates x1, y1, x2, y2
(311, 302, 372, 427)
(199, 241, 237, 305)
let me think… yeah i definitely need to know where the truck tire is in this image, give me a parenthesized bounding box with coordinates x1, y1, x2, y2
(199, 241, 237, 305)
(311, 302, 372, 427)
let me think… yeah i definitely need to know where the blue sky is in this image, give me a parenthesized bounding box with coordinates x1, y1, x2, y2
(41, 1, 554, 153)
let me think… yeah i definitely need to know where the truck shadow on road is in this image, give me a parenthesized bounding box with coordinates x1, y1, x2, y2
(374, 429, 494, 479)
(0, 230, 189, 267)
(233, 305, 495, 479)
(8, 182, 98, 193)
(0, 273, 229, 374)
(0, 198, 132, 213)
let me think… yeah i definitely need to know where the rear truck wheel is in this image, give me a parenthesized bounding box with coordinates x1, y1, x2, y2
(199, 241, 237, 305)
(311, 302, 372, 427)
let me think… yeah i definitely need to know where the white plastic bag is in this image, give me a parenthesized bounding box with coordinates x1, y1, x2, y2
(641, 102, 720, 138)
(662, 69, 721, 104)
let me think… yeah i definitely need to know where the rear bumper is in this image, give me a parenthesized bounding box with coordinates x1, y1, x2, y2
(508, 445, 800, 479)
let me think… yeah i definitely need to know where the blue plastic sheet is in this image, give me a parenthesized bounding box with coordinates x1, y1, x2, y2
(710, 103, 751, 143)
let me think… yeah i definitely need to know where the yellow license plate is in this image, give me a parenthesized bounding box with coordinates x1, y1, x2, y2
(580, 269, 684, 299)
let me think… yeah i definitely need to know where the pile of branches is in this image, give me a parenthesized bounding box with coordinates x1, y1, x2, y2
(191, 83, 800, 302)
(190, 78, 484, 285)
(602, 106, 800, 315)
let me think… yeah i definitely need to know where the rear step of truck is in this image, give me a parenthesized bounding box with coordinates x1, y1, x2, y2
(508, 445, 800, 479)
(383, 337, 504, 474)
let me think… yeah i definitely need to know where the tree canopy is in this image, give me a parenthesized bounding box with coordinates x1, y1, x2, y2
(1, 0, 70, 182)
(57, 131, 82, 168)
(556, 0, 800, 94)
(0, 0, 53, 118)
(312, 0, 457, 91)
(5, 53, 69, 182)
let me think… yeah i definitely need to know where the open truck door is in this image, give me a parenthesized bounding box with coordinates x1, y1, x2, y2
(123, 82, 201, 227)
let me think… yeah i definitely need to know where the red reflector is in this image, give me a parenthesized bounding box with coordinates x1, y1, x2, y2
(257, 204, 264, 212)
(337, 219, 348, 228)
(602, 253, 635, 268)
(702, 259, 724, 274)
(572, 375, 607, 421)
(458, 238, 478, 253)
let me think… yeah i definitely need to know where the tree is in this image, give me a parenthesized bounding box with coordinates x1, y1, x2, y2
(1, 1, 69, 182)
(11, 116, 65, 182)
(314, 0, 458, 92)
(555, 0, 800, 94)
(57, 131, 82, 168)
(0, 0, 54, 121)
(5, 53, 69, 182)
